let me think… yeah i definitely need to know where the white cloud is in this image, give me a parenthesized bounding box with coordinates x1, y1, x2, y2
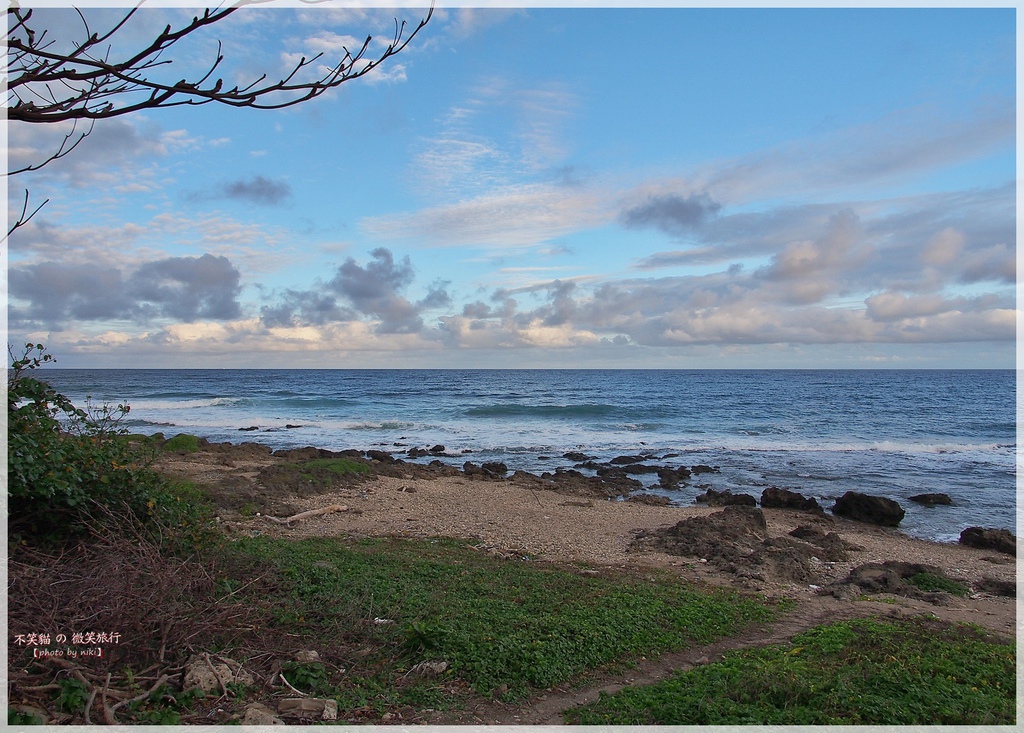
(362, 183, 613, 249)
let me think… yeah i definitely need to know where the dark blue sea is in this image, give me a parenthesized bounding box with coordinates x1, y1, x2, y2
(36, 369, 1017, 543)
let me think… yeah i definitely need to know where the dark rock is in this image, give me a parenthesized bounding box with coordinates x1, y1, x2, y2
(832, 491, 905, 527)
(695, 488, 757, 507)
(562, 451, 593, 462)
(959, 527, 1016, 556)
(973, 577, 1016, 597)
(238, 425, 260, 432)
(691, 464, 719, 474)
(463, 461, 488, 477)
(610, 454, 650, 465)
(620, 463, 661, 475)
(909, 493, 953, 506)
(481, 461, 509, 476)
(657, 466, 691, 489)
(407, 447, 430, 458)
(427, 460, 459, 476)
(631, 506, 824, 583)
(788, 525, 862, 561)
(430, 444, 446, 454)
(285, 424, 303, 429)
(366, 449, 396, 464)
(538, 467, 640, 499)
(761, 486, 821, 512)
(834, 561, 944, 597)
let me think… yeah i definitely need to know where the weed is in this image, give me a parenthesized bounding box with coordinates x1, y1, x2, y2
(565, 616, 1015, 725)
(906, 571, 969, 596)
(232, 535, 778, 701)
(280, 660, 330, 694)
(163, 433, 201, 453)
(54, 678, 89, 714)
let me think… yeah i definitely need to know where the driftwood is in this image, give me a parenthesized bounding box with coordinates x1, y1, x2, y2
(262, 505, 347, 525)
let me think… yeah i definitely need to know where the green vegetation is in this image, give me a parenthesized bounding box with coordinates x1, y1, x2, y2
(293, 457, 373, 485)
(231, 535, 780, 701)
(564, 616, 1016, 725)
(162, 433, 202, 453)
(906, 571, 970, 597)
(7, 344, 208, 542)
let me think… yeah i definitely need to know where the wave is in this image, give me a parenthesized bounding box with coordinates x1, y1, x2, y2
(129, 397, 253, 410)
(465, 403, 621, 419)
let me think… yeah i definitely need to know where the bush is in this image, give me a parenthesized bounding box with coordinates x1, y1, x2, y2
(7, 344, 171, 538)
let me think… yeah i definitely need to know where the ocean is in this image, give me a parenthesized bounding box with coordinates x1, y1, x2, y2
(34, 368, 1016, 544)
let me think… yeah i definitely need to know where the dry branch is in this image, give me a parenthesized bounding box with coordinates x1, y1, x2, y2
(262, 504, 348, 525)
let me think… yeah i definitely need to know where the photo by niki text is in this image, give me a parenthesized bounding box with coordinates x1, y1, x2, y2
(13, 631, 121, 659)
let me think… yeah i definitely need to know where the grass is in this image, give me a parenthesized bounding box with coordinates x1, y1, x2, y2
(162, 433, 202, 452)
(906, 571, 969, 596)
(269, 457, 374, 487)
(229, 535, 781, 702)
(564, 616, 1016, 725)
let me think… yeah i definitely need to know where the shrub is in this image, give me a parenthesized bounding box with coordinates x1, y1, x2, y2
(7, 344, 171, 538)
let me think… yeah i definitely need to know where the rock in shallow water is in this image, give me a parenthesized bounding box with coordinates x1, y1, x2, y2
(832, 490, 904, 527)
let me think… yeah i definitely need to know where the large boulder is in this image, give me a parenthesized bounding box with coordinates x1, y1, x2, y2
(959, 527, 1016, 556)
(760, 486, 822, 512)
(832, 491, 904, 527)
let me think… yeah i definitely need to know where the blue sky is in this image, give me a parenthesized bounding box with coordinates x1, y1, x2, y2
(5, 2, 1017, 368)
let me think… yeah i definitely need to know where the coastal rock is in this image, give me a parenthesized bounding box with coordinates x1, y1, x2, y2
(481, 461, 509, 476)
(788, 525, 862, 561)
(539, 467, 639, 499)
(959, 527, 1016, 556)
(831, 491, 904, 527)
(695, 488, 757, 507)
(610, 454, 651, 465)
(631, 506, 831, 584)
(366, 449, 397, 464)
(909, 493, 953, 506)
(824, 561, 961, 604)
(430, 444, 446, 454)
(463, 461, 488, 477)
(973, 576, 1016, 597)
(562, 451, 594, 462)
(760, 486, 822, 512)
(691, 464, 719, 474)
(657, 466, 691, 489)
(407, 447, 430, 458)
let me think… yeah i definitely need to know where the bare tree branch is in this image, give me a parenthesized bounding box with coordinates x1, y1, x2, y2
(3, 2, 433, 238)
(6, 4, 433, 126)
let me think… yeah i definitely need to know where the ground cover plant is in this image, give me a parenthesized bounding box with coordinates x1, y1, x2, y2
(564, 615, 1016, 725)
(229, 535, 782, 703)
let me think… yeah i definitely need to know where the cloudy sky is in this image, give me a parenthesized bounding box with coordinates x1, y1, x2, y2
(5, 2, 1017, 368)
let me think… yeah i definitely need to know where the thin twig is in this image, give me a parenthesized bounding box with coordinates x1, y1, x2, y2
(111, 673, 169, 712)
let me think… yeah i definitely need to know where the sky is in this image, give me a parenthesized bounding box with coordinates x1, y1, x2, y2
(4, 1, 1018, 369)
